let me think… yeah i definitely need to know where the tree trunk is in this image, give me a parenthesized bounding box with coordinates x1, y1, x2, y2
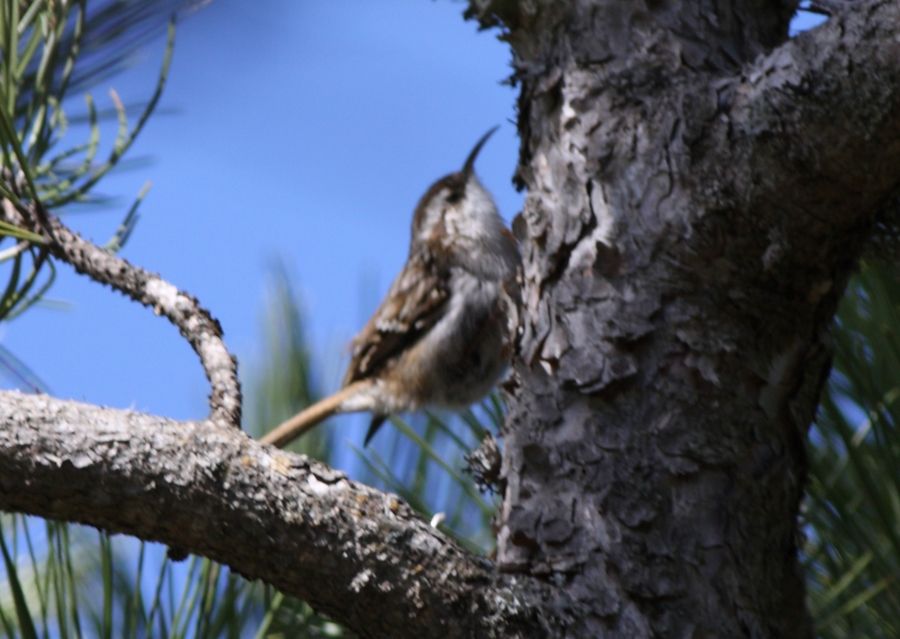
(466, 0, 900, 636)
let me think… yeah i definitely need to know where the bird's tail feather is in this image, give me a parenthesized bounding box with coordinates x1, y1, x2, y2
(260, 379, 374, 448)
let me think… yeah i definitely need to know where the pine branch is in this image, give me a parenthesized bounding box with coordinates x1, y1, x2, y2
(0, 196, 241, 425)
(0, 390, 550, 639)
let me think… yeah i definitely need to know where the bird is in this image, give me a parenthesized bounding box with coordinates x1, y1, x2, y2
(260, 127, 520, 448)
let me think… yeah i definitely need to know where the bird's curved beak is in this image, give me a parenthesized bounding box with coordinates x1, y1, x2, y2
(462, 126, 499, 177)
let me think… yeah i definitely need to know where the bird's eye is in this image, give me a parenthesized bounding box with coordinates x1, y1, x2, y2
(446, 190, 462, 204)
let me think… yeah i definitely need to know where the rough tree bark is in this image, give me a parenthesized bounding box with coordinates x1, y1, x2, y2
(467, 0, 900, 636)
(0, 391, 550, 638)
(2, 0, 900, 637)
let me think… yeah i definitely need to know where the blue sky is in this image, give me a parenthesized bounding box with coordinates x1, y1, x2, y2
(4, 0, 522, 443)
(3, 2, 826, 454)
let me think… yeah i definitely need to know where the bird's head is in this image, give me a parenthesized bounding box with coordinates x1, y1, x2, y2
(410, 127, 503, 252)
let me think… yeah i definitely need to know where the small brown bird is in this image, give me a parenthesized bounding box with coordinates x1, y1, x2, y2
(260, 128, 520, 448)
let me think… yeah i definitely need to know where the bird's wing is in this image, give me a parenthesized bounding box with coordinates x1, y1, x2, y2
(343, 250, 450, 385)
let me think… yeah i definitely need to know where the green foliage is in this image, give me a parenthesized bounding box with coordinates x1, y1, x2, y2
(0, 0, 178, 325)
(248, 263, 332, 463)
(354, 406, 501, 553)
(805, 261, 900, 638)
(0, 514, 345, 638)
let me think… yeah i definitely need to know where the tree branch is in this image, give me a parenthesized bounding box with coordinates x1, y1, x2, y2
(0, 390, 551, 639)
(701, 0, 900, 234)
(0, 199, 242, 426)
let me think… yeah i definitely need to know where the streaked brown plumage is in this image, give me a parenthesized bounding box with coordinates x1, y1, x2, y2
(261, 127, 520, 448)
